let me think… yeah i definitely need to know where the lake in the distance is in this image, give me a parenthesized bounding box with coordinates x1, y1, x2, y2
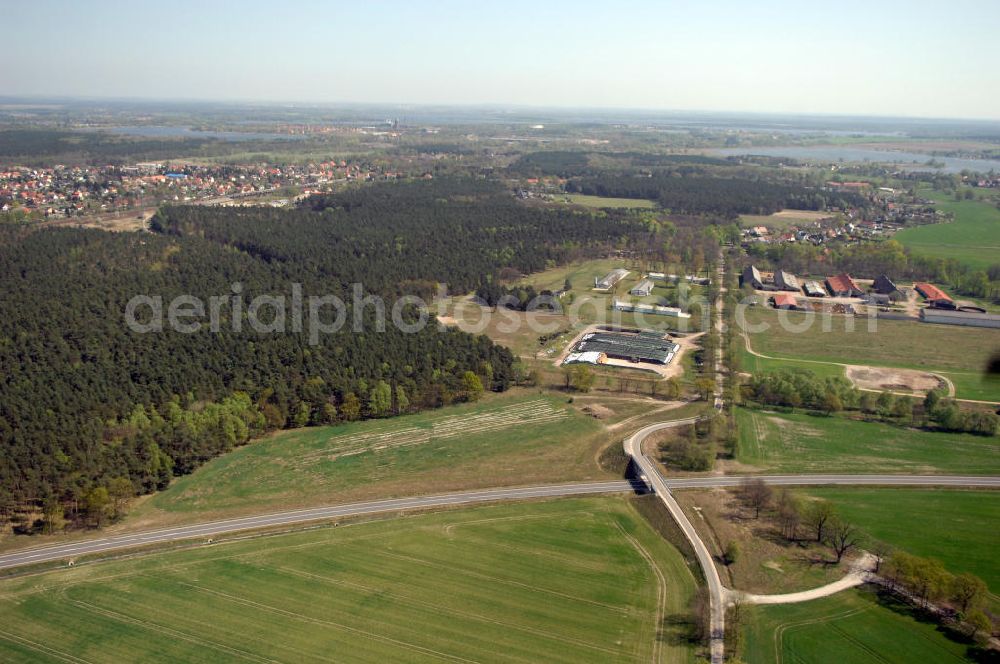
(712, 146, 1000, 174)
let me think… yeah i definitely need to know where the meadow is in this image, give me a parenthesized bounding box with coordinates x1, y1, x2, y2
(735, 408, 1000, 475)
(738, 344, 846, 382)
(129, 393, 612, 527)
(561, 194, 658, 209)
(741, 588, 976, 664)
(740, 307, 1000, 401)
(0, 497, 700, 663)
(799, 488, 1000, 592)
(895, 188, 1000, 270)
(739, 209, 836, 231)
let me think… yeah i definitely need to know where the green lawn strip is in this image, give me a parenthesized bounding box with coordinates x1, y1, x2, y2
(895, 189, 1000, 270)
(739, 344, 846, 381)
(797, 488, 1000, 593)
(134, 393, 608, 521)
(742, 588, 973, 664)
(735, 408, 1000, 475)
(561, 194, 658, 209)
(0, 497, 699, 664)
(741, 308, 1000, 401)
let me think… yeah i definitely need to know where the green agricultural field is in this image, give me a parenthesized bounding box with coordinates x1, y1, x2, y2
(740, 307, 1000, 401)
(735, 408, 1000, 475)
(895, 188, 1000, 269)
(739, 209, 836, 231)
(0, 497, 699, 664)
(738, 344, 846, 382)
(561, 193, 658, 209)
(799, 488, 1000, 592)
(516, 257, 626, 293)
(742, 588, 976, 664)
(129, 393, 611, 527)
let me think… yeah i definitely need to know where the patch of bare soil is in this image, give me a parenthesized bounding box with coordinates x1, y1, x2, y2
(47, 208, 155, 233)
(772, 209, 834, 220)
(580, 404, 613, 419)
(675, 488, 851, 595)
(846, 365, 944, 394)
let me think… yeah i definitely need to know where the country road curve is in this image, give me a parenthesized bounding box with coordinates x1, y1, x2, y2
(623, 418, 1000, 663)
(624, 417, 729, 664)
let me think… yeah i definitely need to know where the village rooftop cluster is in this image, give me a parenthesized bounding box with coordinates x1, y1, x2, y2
(0, 159, 414, 219)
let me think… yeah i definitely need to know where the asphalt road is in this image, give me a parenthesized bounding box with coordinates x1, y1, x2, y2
(625, 417, 729, 664)
(0, 481, 634, 572)
(2, 474, 997, 575)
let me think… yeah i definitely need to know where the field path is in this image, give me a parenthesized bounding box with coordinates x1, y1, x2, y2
(738, 553, 876, 605)
(741, 328, 968, 399)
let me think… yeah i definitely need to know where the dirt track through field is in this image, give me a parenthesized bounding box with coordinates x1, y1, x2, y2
(740, 329, 979, 401)
(294, 400, 568, 465)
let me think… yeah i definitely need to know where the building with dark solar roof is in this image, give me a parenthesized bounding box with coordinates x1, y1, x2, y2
(741, 265, 763, 290)
(774, 270, 800, 292)
(802, 280, 826, 298)
(873, 274, 899, 295)
(574, 331, 679, 365)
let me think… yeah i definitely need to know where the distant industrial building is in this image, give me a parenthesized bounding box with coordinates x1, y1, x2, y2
(920, 308, 1000, 329)
(825, 273, 863, 297)
(572, 330, 679, 365)
(741, 265, 764, 290)
(630, 279, 655, 297)
(802, 280, 826, 298)
(613, 299, 692, 319)
(594, 268, 630, 291)
(774, 270, 800, 292)
(648, 272, 711, 286)
(771, 293, 800, 310)
(914, 282, 954, 309)
(873, 274, 899, 295)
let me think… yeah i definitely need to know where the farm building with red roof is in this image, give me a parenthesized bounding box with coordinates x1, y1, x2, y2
(771, 293, 800, 309)
(914, 282, 954, 309)
(825, 273, 863, 297)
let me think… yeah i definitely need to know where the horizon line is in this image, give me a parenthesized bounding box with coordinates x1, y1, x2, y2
(3, 93, 1000, 126)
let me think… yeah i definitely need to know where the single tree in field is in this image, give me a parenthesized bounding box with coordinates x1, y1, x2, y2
(870, 542, 891, 574)
(340, 392, 361, 421)
(461, 371, 485, 401)
(821, 390, 843, 414)
(724, 541, 741, 565)
(966, 609, 992, 640)
(891, 396, 911, 422)
(84, 486, 112, 527)
(569, 365, 595, 393)
(740, 478, 771, 518)
(805, 500, 836, 543)
(876, 391, 895, 417)
(775, 489, 801, 541)
(107, 477, 134, 519)
(825, 517, 863, 564)
(695, 378, 715, 401)
(951, 573, 988, 614)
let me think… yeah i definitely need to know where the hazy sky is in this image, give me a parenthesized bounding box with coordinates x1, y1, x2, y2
(5, 0, 999, 119)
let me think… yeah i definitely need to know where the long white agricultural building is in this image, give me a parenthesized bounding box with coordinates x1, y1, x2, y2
(613, 299, 692, 319)
(920, 308, 1000, 329)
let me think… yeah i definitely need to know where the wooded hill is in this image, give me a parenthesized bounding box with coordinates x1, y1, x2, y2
(566, 173, 866, 217)
(0, 178, 653, 532)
